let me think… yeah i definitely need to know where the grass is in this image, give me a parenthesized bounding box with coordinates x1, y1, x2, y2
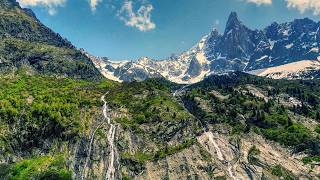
(1, 155, 72, 180)
(153, 139, 196, 160)
(247, 145, 261, 165)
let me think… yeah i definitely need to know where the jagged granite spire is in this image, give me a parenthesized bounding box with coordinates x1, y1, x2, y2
(216, 12, 255, 60)
(225, 12, 242, 34)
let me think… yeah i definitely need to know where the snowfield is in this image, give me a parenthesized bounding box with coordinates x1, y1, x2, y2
(248, 60, 320, 79)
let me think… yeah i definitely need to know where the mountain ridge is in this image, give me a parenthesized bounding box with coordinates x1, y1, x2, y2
(88, 12, 320, 83)
(0, 0, 102, 80)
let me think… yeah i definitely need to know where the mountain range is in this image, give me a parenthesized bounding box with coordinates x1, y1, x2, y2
(87, 12, 320, 83)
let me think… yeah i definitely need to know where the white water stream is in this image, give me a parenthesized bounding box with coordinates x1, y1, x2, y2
(206, 132, 237, 180)
(81, 123, 103, 180)
(227, 162, 236, 180)
(81, 94, 118, 180)
(173, 85, 189, 97)
(207, 132, 224, 161)
(101, 94, 118, 180)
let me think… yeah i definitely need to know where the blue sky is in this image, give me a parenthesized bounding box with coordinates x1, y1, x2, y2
(18, 0, 320, 60)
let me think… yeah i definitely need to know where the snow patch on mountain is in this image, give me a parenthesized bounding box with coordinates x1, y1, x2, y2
(248, 60, 320, 79)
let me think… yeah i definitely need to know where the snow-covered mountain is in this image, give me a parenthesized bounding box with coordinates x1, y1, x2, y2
(85, 12, 320, 84)
(84, 35, 211, 84)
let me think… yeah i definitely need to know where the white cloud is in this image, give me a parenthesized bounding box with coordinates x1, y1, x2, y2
(89, 0, 103, 12)
(244, 0, 272, 5)
(243, 0, 320, 15)
(117, 0, 156, 31)
(286, 0, 320, 15)
(17, 0, 66, 15)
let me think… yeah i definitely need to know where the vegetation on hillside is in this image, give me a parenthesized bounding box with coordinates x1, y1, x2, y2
(0, 155, 71, 180)
(0, 72, 113, 156)
(184, 72, 320, 157)
(0, 0, 102, 80)
(0, 71, 319, 178)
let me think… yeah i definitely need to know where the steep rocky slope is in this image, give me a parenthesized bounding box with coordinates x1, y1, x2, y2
(0, 0, 102, 80)
(1, 72, 319, 179)
(90, 12, 320, 83)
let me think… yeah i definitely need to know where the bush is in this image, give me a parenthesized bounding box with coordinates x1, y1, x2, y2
(271, 165, 295, 179)
(262, 123, 311, 146)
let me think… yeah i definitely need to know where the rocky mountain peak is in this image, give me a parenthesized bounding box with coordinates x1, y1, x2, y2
(137, 57, 152, 65)
(208, 28, 220, 39)
(225, 12, 242, 34)
(217, 11, 255, 60)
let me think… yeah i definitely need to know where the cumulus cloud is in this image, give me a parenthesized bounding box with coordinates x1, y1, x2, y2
(286, 0, 320, 15)
(89, 0, 103, 12)
(17, 0, 66, 15)
(18, 0, 103, 14)
(117, 0, 156, 31)
(244, 0, 320, 15)
(244, 0, 272, 5)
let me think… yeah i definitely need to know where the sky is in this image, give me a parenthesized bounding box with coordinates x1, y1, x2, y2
(17, 0, 320, 60)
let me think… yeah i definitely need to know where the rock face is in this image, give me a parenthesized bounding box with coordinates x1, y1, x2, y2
(90, 12, 320, 83)
(211, 12, 255, 73)
(0, 0, 102, 80)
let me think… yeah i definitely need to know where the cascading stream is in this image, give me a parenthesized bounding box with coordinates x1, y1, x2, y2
(206, 132, 237, 180)
(81, 123, 103, 180)
(207, 132, 224, 161)
(227, 162, 236, 180)
(101, 94, 118, 180)
(173, 85, 189, 97)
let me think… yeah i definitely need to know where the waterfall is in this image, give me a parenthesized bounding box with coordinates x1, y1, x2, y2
(101, 94, 118, 180)
(206, 132, 237, 180)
